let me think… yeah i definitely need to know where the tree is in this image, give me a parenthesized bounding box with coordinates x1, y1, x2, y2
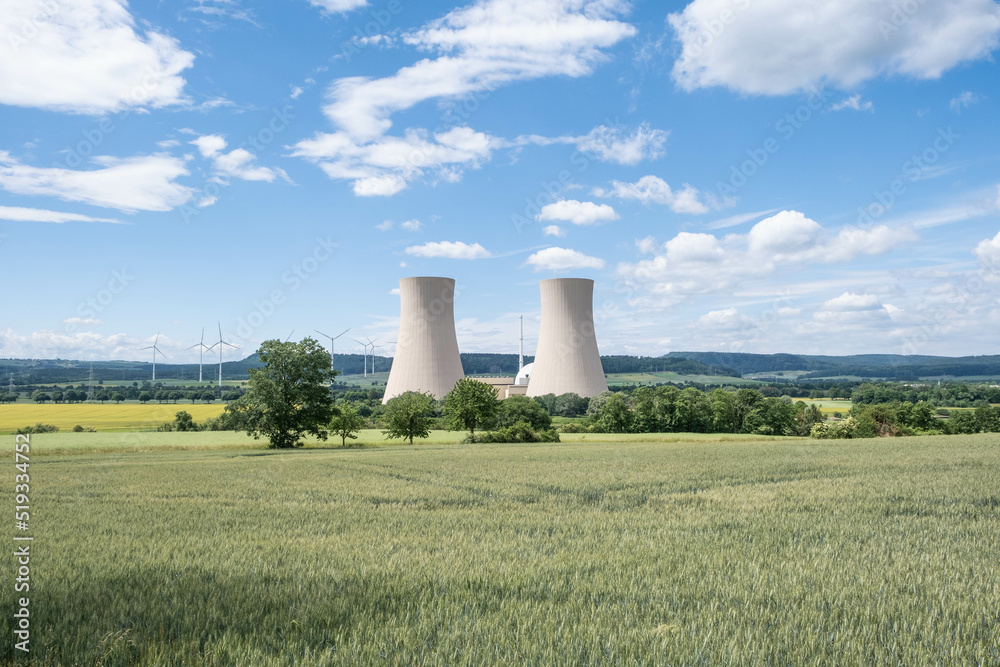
(225, 338, 337, 448)
(599, 392, 634, 433)
(382, 391, 436, 445)
(444, 378, 499, 437)
(173, 411, 197, 432)
(330, 403, 366, 446)
(496, 395, 551, 431)
(111, 392, 125, 404)
(32, 391, 51, 404)
(138, 391, 152, 404)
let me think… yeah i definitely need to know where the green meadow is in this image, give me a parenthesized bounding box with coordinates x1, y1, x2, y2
(2, 433, 998, 665)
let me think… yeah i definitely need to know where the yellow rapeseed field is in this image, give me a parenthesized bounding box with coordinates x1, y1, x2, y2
(0, 402, 227, 433)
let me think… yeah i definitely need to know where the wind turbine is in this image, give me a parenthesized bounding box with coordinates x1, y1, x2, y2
(140, 333, 165, 381)
(366, 336, 378, 374)
(208, 322, 239, 388)
(187, 327, 212, 382)
(353, 338, 370, 377)
(315, 328, 350, 374)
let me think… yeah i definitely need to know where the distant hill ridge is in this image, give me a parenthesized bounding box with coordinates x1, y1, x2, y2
(1, 353, 732, 383)
(666, 351, 1000, 378)
(4, 351, 998, 384)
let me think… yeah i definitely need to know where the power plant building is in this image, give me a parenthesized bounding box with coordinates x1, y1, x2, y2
(382, 277, 465, 403)
(526, 278, 608, 398)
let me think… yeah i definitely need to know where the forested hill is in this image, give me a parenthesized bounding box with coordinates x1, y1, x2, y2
(666, 351, 1000, 378)
(0, 353, 733, 383)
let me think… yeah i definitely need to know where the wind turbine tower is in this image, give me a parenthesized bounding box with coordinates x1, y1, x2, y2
(353, 338, 370, 377)
(140, 334, 165, 381)
(315, 328, 350, 374)
(187, 327, 212, 382)
(208, 323, 239, 388)
(518, 314, 524, 372)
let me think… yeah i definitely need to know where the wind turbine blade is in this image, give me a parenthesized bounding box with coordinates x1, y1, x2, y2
(334, 328, 350, 339)
(315, 329, 331, 339)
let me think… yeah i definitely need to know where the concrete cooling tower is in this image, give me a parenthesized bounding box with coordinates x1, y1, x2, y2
(526, 278, 608, 398)
(382, 277, 464, 403)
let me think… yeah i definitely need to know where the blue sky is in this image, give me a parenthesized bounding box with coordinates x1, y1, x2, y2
(1, 0, 999, 364)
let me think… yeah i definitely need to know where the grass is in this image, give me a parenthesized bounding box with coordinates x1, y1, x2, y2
(0, 402, 228, 434)
(798, 398, 853, 414)
(2, 433, 998, 665)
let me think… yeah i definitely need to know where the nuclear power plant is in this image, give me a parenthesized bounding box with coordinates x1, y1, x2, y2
(382, 276, 607, 402)
(382, 277, 465, 403)
(525, 278, 608, 398)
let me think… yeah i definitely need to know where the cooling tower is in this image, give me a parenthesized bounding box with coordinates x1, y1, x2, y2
(526, 278, 608, 398)
(382, 277, 465, 403)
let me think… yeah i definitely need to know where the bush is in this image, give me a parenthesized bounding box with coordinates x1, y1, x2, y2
(71, 425, 97, 432)
(16, 423, 59, 434)
(467, 420, 560, 444)
(496, 395, 551, 430)
(560, 423, 584, 433)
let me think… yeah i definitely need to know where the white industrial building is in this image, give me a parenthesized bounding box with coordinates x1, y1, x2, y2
(382, 276, 607, 402)
(525, 278, 608, 398)
(382, 276, 465, 403)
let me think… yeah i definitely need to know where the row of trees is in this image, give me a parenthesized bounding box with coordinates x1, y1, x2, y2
(584, 387, 826, 436)
(813, 402, 1000, 438)
(851, 382, 1000, 407)
(29, 388, 243, 404)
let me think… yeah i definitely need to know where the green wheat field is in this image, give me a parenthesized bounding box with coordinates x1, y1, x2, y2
(3, 433, 999, 665)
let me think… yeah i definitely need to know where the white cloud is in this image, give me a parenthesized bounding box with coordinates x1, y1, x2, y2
(831, 95, 874, 112)
(810, 292, 897, 330)
(669, 0, 1000, 95)
(0, 0, 194, 114)
(950, 91, 980, 111)
(405, 241, 491, 259)
(376, 220, 393, 231)
(400, 219, 422, 231)
(536, 200, 618, 225)
(705, 208, 780, 230)
(617, 210, 918, 305)
(576, 123, 667, 165)
(190, 135, 288, 183)
(353, 173, 408, 197)
(192, 135, 227, 158)
(594, 175, 709, 214)
(62, 317, 102, 326)
(974, 231, 1000, 272)
(695, 307, 753, 331)
(524, 247, 605, 272)
(0, 151, 193, 212)
(308, 0, 368, 13)
(636, 235, 657, 255)
(820, 292, 882, 312)
(294, 0, 635, 194)
(542, 225, 566, 237)
(0, 205, 121, 224)
(156, 139, 180, 148)
(290, 86, 304, 99)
